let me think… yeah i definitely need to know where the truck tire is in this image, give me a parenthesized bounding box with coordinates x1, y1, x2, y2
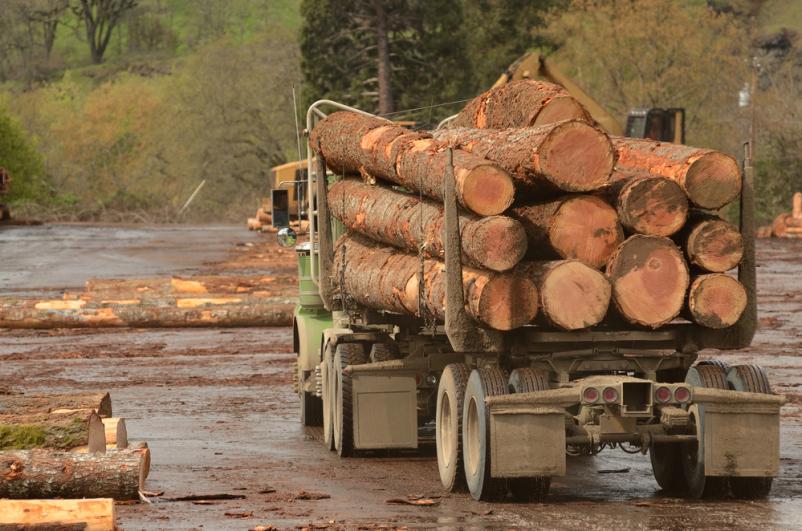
(436, 363, 470, 492)
(463, 367, 508, 501)
(322, 343, 335, 451)
(507, 368, 551, 501)
(727, 364, 774, 499)
(649, 443, 688, 493)
(369, 342, 400, 363)
(696, 359, 731, 371)
(301, 388, 323, 427)
(681, 363, 729, 498)
(334, 342, 367, 457)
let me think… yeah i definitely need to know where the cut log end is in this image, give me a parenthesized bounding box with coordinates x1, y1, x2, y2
(540, 121, 614, 192)
(685, 152, 741, 209)
(550, 196, 624, 269)
(687, 219, 744, 272)
(618, 176, 689, 236)
(534, 261, 611, 330)
(533, 96, 589, 127)
(688, 274, 747, 329)
(460, 163, 515, 216)
(467, 216, 528, 272)
(607, 235, 690, 328)
(475, 273, 539, 331)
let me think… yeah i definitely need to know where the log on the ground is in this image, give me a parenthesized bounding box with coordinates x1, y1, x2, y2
(246, 217, 261, 231)
(256, 208, 272, 223)
(0, 499, 115, 531)
(510, 195, 623, 269)
(328, 179, 527, 272)
(449, 79, 591, 129)
(680, 215, 743, 272)
(608, 172, 688, 236)
(84, 275, 281, 297)
(333, 235, 538, 330)
(606, 235, 690, 328)
(310, 112, 514, 216)
(611, 137, 741, 209)
(0, 449, 145, 500)
(0, 410, 105, 452)
(127, 441, 150, 480)
(0, 393, 111, 418)
(0, 295, 295, 329)
(433, 121, 615, 194)
(101, 418, 127, 449)
(686, 274, 747, 329)
(771, 212, 802, 239)
(518, 260, 610, 330)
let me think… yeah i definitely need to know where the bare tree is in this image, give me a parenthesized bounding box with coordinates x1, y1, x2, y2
(72, 0, 137, 64)
(29, 0, 70, 61)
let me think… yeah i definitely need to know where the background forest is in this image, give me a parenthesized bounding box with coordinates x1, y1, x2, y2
(0, 0, 800, 223)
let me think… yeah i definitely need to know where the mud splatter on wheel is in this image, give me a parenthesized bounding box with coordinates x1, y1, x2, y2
(436, 363, 470, 492)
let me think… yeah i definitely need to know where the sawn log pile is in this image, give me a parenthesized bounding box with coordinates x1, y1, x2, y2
(312, 79, 746, 331)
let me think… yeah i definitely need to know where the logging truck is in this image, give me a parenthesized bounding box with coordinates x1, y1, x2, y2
(280, 99, 783, 502)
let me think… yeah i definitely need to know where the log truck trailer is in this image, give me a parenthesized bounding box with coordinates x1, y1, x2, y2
(276, 100, 783, 501)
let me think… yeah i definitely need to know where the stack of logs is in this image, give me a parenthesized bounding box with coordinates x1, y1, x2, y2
(769, 192, 802, 238)
(247, 204, 310, 234)
(311, 79, 746, 331)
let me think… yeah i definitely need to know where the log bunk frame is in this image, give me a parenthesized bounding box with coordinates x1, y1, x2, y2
(289, 100, 783, 501)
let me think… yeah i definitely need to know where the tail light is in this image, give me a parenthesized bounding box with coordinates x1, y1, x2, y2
(602, 387, 619, 403)
(674, 386, 691, 403)
(655, 386, 672, 403)
(583, 387, 600, 403)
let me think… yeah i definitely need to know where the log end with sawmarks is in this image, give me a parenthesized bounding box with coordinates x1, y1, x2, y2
(687, 274, 747, 329)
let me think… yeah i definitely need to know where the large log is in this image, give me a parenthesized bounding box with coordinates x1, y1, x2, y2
(0, 393, 111, 418)
(0, 295, 294, 329)
(0, 410, 105, 452)
(606, 235, 690, 328)
(101, 418, 127, 449)
(0, 449, 145, 500)
(433, 121, 615, 194)
(450, 79, 591, 129)
(309, 112, 514, 216)
(686, 274, 747, 329)
(680, 215, 743, 272)
(328, 179, 527, 272)
(83, 274, 282, 297)
(333, 235, 538, 331)
(611, 137, 741, 209)
(510, 195, 623, 269)
(608, 172, 688, 236)
(0, 499, 115, 531)
(518, 260, 610, 330)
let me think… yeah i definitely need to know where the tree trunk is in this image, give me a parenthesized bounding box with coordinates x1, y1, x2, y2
(679, 214, 743, 272)
(606, 235, 689, 328)
(607, 172, 688, 236)
(450, 79, 591, 129)
(0, 449, 144, 500)
(101, 418, 127, 449)
(611, 137, 741, 209)
(309, 112, 514, 216)
(0, 393, 111, 418)
(510, 195, 623, 269)
(0, 498, 115, 531)
(127, 441, 150, 480)
(333, 236, 538, 330)
(518, 260, 610, 330)
(0, 295, 294, 329)
(328, 179, 527, 272)
(432, 120, 615, 194)
(686, 274, 747, 329)
(371, 0, 394, 114)
(0, 411, 105, 452)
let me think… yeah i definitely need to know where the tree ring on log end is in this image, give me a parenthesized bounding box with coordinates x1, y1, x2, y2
(619, 176, 688, 236)
(459, 164, 515, 216)
(539, 121, 614, 192)
(684, 152, 741, 209)
(688, 274, 747, 329)
(474, 273, 539, 331)
(540, 261, 610, 330)
(549, 196, 623, 269)
(534, 96, 589, 127)
(467, 216, 527, 272)
(687, 219, 743, 272)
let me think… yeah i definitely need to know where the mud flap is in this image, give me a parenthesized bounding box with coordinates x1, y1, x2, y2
(489, 405, 566, 478)
(351, 368, 417, 449)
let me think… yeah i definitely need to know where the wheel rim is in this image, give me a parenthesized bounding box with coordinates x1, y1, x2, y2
(439, 392, 453, 467)
(465, 396, 481, 477)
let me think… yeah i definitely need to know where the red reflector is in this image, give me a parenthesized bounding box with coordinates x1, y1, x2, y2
(655, 386, 672, 403)
(583, 387, 600, 403)
(602, 387, 618, 403)
(674, 386, 691, 403)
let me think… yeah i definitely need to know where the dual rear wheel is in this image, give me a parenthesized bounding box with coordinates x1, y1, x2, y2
(321, 342, 367, 456)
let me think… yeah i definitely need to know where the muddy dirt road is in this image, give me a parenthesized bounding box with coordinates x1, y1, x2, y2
(1, 224, 801, 529)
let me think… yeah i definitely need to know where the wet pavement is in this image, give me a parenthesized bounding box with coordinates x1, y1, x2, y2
(0, 225, 801, 529)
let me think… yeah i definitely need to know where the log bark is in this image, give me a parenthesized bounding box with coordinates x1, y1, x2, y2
(0, 295, 294, 329)
(328, 179, 527, 272)
(510, 195, 623, 269)
(680, 215, 743, 272)
(309, 112, 514, 216)
(518, 260, 610, 330)
(0, 499, 115, 531)
(0, 449, 144, 500)
(611, 137, 741, 209)
(433, 120, 615, 194)
(686, 274, 747, 329)
(608, 172, 688, 236)
(101, 418, 127, 449)
(0, 411, 105, 452)
(0, 393, 111, 418)
(606, 235, 690, 328)
(333, 235, 538, 330)
(450, 79, 592, 129)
